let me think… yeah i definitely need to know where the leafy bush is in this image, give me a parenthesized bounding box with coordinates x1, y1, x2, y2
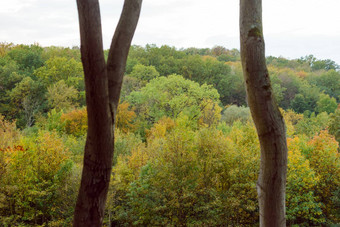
(221, 105, 251, 125)
(61, 108, 87, 137)
(0, 130, 76, 226)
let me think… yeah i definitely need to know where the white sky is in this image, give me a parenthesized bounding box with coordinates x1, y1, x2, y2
(1, 0, 340, 64)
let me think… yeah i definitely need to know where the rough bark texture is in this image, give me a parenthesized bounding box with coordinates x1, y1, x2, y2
(73, 0, 142, 226)
(239, 1, 288, 226)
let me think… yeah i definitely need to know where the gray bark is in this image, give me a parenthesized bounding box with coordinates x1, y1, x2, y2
(239, 1, 288, 226)
(73, 0, 142, 226)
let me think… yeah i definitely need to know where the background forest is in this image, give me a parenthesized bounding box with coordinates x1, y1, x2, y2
(0, 43, 339, 226)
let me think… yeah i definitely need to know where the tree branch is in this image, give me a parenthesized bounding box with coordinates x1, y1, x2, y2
(107, 0, 143, 108)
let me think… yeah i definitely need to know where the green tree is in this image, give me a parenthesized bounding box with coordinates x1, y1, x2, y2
(306, 131, 340, 223)
(34, 56, 84, 89)
(120, 75, 144, 101)
(6, 44, 44, 72)
(329, 105, 340, 145)
(221, 105, 250, 125)
(8, 77, 46, 127)
(46, 80, 79, 111)
(291, 94, 310, 113)
(0, 59, 25, 116)
(129, 63, 159, 81)
(308, 70, 340, 101)
(0, 131, 75, 226)
(107, 121, 261, 226)
(316, 93, 337, 114)
(272, 83, 287, 104)
(267, 56, 304, 69)
(296, 112, 331, 137)
(286, 137, 324, 225)
(299, 55, 339, 71)
(288, 80, 321, 114)
(42, 46, 81, 62)
(269, 68, 302, 109)
(127, 74, 220, 128)
(36, 109, 66, 135)
(179, 55, 237, 105)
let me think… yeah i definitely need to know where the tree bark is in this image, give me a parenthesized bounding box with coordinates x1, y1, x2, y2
(73, 0, 142, 226)
(239, 1, 287, 226)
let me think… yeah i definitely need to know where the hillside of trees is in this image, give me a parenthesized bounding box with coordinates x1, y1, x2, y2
(0, 43, 339, 226)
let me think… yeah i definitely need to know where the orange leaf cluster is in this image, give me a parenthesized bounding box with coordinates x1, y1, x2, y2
(61, 108, 88, 137)
(116, 101, 137, 133)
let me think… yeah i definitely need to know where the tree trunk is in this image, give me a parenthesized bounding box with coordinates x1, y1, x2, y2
(239, 1, 287, 226)
(73, 0, 142, 226)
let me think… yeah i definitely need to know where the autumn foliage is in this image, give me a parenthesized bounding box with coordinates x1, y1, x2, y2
(61, 108, 88, 137)
(116, 101, 137, 133)
(0, 44, 339, 226)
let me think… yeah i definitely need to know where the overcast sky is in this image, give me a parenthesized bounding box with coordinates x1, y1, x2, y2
(1, 0, 340, 64)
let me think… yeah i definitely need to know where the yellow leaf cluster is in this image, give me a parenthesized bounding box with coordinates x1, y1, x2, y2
(116, 101, 137, 133)
(0, 114, 20, 149)
(61, 108, 88, 137)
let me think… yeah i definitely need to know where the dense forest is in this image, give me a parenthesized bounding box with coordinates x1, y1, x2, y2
(0, 43, 339, 226)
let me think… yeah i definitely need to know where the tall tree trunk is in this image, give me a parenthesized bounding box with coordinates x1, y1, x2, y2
(73, 0, 142, 226)
(239, 1, 287, 226)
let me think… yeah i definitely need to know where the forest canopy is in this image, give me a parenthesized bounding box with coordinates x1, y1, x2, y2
(0, 43, 339, 226)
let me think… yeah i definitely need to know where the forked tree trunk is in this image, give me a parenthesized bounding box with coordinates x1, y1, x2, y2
(73, 0, 142, 226)
(239, 1, 287, 226)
